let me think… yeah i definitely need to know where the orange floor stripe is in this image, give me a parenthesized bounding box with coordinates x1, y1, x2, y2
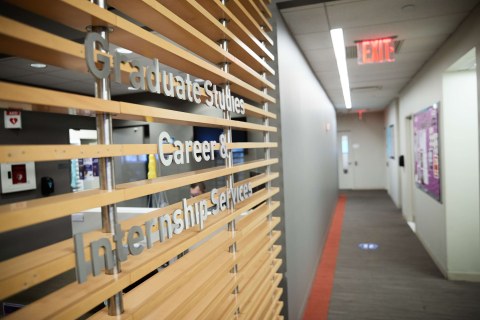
(302, 195, 347, 320)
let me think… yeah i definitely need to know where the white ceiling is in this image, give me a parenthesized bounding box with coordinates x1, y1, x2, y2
(279, 0, 480, 112)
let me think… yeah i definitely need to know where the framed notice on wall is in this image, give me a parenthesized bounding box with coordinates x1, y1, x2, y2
(413, 103, 441, 202)
(386, 124, 395, 159)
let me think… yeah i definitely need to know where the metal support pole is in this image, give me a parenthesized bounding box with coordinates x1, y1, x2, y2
(220, 1, 239, 316)
(91, 0, 124, 316)
(261, 45, 275, 293)
(261, 24, 276, 293)
(261, 46, 273, 235)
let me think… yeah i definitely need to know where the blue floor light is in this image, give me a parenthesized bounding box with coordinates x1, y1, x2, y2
(358, 243, 379, 250)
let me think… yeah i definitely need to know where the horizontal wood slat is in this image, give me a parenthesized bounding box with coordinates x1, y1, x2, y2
(247, 274, 277, 317)
(119, 101, 277, 132)
(0, 82, 277, 130)
(275, 301, 284, 319)
(0, 19, 275, 121)
(194, 0, 275, 54)
(0, 19, 276, 124)
(0, 175, 279, 300)
(226, 0, 273, 39)
(263, 288, 282, 319)
(0, 230, 97, 300)
(8, 0, 275, 104)
(0, 17, 141, 87)
(238, 244, 280, 292)
(3, 194, 280, 319)
(194, 290, 236, 320)
(195, 0, 275, 54)
(5, 232, 231, 320)
(255, 0, 273, 19)
(109, 0, 275, 86)
(154, 0, 274, 68)
(0, 188, 124, 233)
(111, 0, 274, 91)
(236, 217, 280, 251)
(160, 0, 275, 75)
(244, 268, 282, 318)
(145, 257, 235, 319)
(239, 261, 276, 315)
(117, 158, 278, 201)
(237, 202, 281, 235)
(0, 158, 277, 233)
(138, 237, 236, 320)
(88, 230, 234, 319)
(0, 142, 277, 163)
(241, 0, 273, 32)
(0, 16, 88, 75)
(251, 277, 282, 319)
(271, 288, 284, 317)
(0, 144, 153, 163)
(237, 230, 281, 271)
(245, 103, 277, 119)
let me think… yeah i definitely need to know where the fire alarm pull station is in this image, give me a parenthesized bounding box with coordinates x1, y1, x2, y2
(0, 162, 37, 193)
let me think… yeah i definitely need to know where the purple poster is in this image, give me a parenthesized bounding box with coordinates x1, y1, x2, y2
(413, 104, 441, 202)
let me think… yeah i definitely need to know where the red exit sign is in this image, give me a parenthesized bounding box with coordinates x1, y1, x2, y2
(357, 38, 395, 64)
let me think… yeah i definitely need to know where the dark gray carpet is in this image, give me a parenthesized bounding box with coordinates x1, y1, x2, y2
(328, 190, 480, 320)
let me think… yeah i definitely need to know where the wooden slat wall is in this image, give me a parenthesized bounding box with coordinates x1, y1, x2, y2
(0, 0, 282, 319)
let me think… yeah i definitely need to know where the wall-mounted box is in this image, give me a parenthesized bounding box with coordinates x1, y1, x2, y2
(1, 162, 36, 194)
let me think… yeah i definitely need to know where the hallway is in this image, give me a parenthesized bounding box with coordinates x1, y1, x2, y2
(319, 191, 480, 319)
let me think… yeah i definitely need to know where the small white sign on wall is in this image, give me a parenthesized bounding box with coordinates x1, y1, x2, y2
(4, 110, 22, 129)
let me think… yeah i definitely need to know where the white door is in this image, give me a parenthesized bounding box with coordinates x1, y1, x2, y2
(338, 132, 355, 189)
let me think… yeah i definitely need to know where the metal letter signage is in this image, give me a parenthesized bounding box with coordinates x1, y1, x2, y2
(74, 182, 253, 283)
(84, 33, 245, 115)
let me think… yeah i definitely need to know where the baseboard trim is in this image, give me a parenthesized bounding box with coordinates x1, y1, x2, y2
(448, 272, 480, 282)
(415, 232, 448, 278)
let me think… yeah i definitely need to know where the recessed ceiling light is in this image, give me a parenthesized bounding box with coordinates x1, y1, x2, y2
(116, 47, 132, 54)
(194, 78, 204, 83)
(30, 63, 47, 69)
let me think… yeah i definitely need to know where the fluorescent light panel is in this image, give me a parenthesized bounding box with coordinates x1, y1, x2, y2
(330, 28, 352, 109)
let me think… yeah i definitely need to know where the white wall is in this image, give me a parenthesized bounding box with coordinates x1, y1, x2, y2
(443, 69, 480, 280)
(398, 5, 480, 278)
(337, 112, 387, 189)
(277, 12, 339, 320)
(385, 100, 401, 208)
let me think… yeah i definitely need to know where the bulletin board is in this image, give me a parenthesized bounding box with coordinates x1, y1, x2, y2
(386, 124, 395, 159)
(413, 104, 441, 202)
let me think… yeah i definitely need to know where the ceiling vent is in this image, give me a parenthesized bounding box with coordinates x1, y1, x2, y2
(346, 39, 404, 59)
